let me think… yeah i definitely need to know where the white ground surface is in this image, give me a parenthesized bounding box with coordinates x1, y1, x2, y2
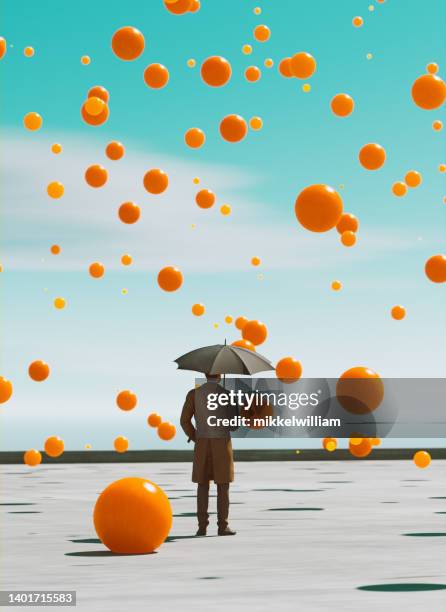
(1, 460, 445, 611)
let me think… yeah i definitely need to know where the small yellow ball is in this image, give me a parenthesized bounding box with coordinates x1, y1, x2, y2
(242, 44, 252, 55)
(220, 204, 231, 216)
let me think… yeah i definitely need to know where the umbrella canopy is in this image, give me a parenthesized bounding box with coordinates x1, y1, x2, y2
(174, 344, 274, 375)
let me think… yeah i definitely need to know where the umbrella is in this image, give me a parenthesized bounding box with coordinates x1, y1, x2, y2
(174, 343, 274, 375)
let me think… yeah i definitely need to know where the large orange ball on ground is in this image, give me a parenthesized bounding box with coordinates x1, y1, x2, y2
(147, 412, 162, 428)
(158, 266, 183, 291)
(290, 52, 316, 79)
(158, 421, 176, 441)
(337, 367, 384, 414)
(111, 26, 145, 61)
(331, 93, 354, 117)
(201, 56, 231, 87)
(106, 141, 124, 160)
(24, 449, 42, 467)
(359, 143, 386, 170)
(114, 436, 129, 453)
(0, 377, 13, 403)
(195, 189, 215, 209)
(242, 320, 267, 345)
(118, 202, 140, 224)
(349, 438, 372, 458)
(89, 262, 105, 278)
(143, 169, 169, 194)
(44, 436, 64, 457)
(220, 114, 247, 143)
(425, 254, 446, 283)
(81, 101, 109, 126)
(144, 63, 169, 88)
(94, 477, 172, 553)
(413, 450, 431, 468)
(232, 339, 256, 351)
(276, 357, 302, 383)
(28, 360, 50, 382)
(116, 390, 137, 411)
(295, 184, 343, 232)
(85, 164, 108, 188)
(185, 128, 205, 148)
(411, 74, 446, 110)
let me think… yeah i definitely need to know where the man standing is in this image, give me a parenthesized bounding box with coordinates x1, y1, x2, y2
(180, 373, 237, 536)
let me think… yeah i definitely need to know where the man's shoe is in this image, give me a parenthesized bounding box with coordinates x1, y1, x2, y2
(196, 527, 207, 536)
(218, 527, 236, 536)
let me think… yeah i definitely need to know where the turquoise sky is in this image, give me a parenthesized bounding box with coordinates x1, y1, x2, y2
(1, 0, 445, 451)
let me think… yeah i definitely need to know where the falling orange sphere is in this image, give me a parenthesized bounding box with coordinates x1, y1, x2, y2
(118, 202, 141, 224)
(276, 357, 302, 383)
(330, 93, 355, 117)
(235, 316, 248, 330)
(242, 320, 267, 346)
(392, 181, 407, 197)
(106, 141, 125, 160)
(111, 26, 145, 61)
(411, 74, 446, 110)
(352, 16, 363, 28)
(391, 305, 406, 320)
(88, 85, 109, 103)
(94, 477, 172, 553)
(50, 244, 61, 255)
(220, 114, 247, 143)
(28, 360, 50, 382)
(0, 37, 6, 60)
(158, 421, 176, 441)
(147, 412, 162, 428)
(323, 438, 337, 452)
(116, 390, 137, 411)
(253, 24, 270, 42)
(85, 164, 108, 188)
(0, 377, 13, 403)
(24, 46, 35, 57)
(249, 117, 263, 130)
(89, 262, 105, 278)
(143, 169, 169, 194)
(337, 367, 384, 414)
(51, 143, 62, 154)
(432, 120, 443, 131)
(81, 101, 109, 126)
(232, 339, 256, 351)
(81, 55, 91, 65)
(340, 230, 356, 247)
(425, 254, 446, 283)
(44, 436, 64, 458)
(84, 96, 105, 116)
(47, 182, 64, 199)
(24, 449, 42, 466)
(121, 254, 132, 266)
(192, 303, 205, 316)
(23, 112, 42, 131)
(164, 0, 192, 14)
(53, 297, 66, 309)
(143, 63, 169, 88)
(359, 143, 386, 170)
(278, 57, 293, 78)
(295, 184, 343, 233)
(245, 66, 261, 82)
(349, 437, 372, 458)
(413, 450, 431, 468)
(290, 52, 316, 79)
(195, 189, 215, 209)
(185, 128, 205, 148)
(405, 170, 422, 188)
(201, 56, 232, 87)
(331, 280, 342, 291)
(426, 63, 439, 74)
(158, 266, 183, 292)
(251, 256, 261, 266)
(114, 436, 129, 453)
(336, 213, 358, 234)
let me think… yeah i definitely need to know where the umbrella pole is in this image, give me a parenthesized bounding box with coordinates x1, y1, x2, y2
(224, 338, 227, 389)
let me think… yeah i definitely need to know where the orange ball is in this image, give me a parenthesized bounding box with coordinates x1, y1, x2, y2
(231, 339, 256, 351)
(192, 303, 205, 316)
(28, 360, 50, 382)
(411, 74, 446, 110)
(251, 256, 261, 266)
(44, 436, 64, 458)
(290, 52, 316, 79)
(157, 266, 183, 292)
(185, 128, 205, 148)
(425, 254, 446, 283)
(323, 438, 337, 452)
(50, 244, 61, 255)
(295, 184, 343, 233)
(47, 181, 64, 199)
(24, 449, 42, 467)
(340, 230, 356, 247)
(158, 421, 176, 441)
(85, 164, 108, 188)
(23, 112, 42, 131)
(84, 96, 105, 116)
(189, 0, 200, 12)
(93, 477, 172, 553)
(201, 56, 232, 87)
(121, 254, 132, 266)
(220, 114, 247, 143)
(147, 412, 162, 427)
(24, 46, 35, 57)
(391, 305, 406, 320)
(114, 436, 129, 453)
(0, 376, 13, 403)
(111, 26, 145, 61)
(413, 450, 431, 468)
(405, 170, 422, 188)
(352, 16, 363, 27)
(88, 85, 109, 103)
(53, 297, 66, 310)
(331, 280, 342, 291)
(359, 143, 386, 170)
(278, 57, 293, 78)
(235, 316, 248, 330)
(106, 141, 125, 160)
(245, 66, 261, 82)
(89, 262, 105, 278)
(118, 202, 141, 224)
(432, 120, 443, 131)
(330, 93, 355, 117)
(81, 101, 109, 126)
(336, 213, 358, 234)
(392, 181, 407, 197)
(349, 438, 372, 458)
(426, 63, 439, 74)
(276, 357, 302, 383)
(143, 169, 169, 194)
(51, 143, 62, 154)
(337, 367, 384, 414)
(0, 37, 6, 60)
(116, 390, 137, 411)
(164, 0, 192, 14)
(253, 24, 270, 42)
(143, 63, 169, 88)
(195, 189, 215, 209)
(242, 320, 267, 345)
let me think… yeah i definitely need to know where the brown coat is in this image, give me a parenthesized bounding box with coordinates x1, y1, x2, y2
(180, 387, 234, 484)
